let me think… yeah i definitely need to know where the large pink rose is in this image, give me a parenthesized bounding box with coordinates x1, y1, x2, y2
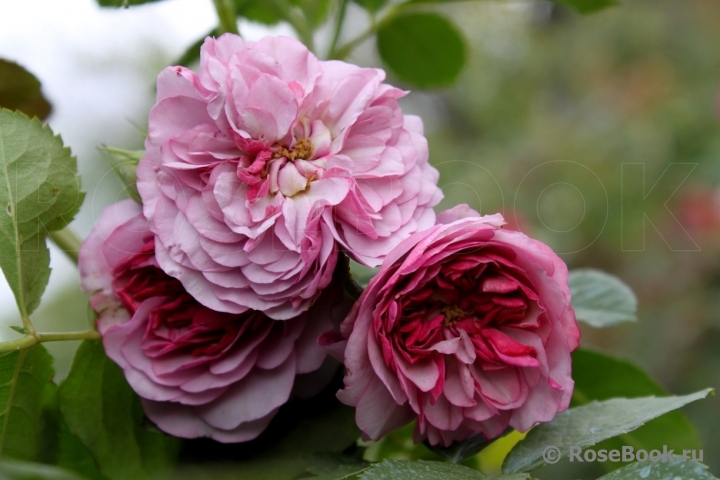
(325, 206, 580, 446)
(137, 34, 442, 319)
(79, 200, 351, 442)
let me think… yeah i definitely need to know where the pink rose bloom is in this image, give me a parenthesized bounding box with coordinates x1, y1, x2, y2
(79, 200, 351, 442)
(137, 34, 442, 319)
(325, 206, 580, 446)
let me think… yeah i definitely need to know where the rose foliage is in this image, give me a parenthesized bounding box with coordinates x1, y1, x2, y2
(0, 2, 713, 477)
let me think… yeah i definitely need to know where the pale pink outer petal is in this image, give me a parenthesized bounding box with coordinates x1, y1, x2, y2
(142, 399, 279, 443)
(138, 34, 443, 317)
(79, 199, 143, 293)
(79, 200, 148, 332)
(196, 355, 297, 429)
(355, 376, 415, 441)
(436, 205, 506, 226)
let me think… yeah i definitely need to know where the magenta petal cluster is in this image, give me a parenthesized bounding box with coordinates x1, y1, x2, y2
(79, 200, 350, 442)
(137, 34, 442, 319)
(326, 205, 580, 446)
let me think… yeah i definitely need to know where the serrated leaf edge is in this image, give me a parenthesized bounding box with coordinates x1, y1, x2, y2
(0, 108, 82, 321)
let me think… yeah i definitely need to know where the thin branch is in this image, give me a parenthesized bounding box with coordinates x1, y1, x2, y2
(0, 330, 100, 353)
(38, 331, 101, 342)
(332, 26, 376, 60)
(329, 2, 434, 60)
(212, 0, 239, 35)
(327, 0, 349, 59)
(331, 5, 401, 60)
(271, 0, 315, 52)
(0, 336, 36, 353)
(48, 227, 82, 265)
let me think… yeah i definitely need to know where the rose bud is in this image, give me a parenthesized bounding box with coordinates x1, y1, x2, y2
(79, 200, 351, 442)
(137, 34, 442, 319)
(324, 205, 580, 446)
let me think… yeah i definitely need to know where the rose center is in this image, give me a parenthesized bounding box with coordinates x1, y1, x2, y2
(238, 137, 323, 200)
(273, 137, 313, 162)
(441, 304, 470, 327)
(114, 239, 275, 359)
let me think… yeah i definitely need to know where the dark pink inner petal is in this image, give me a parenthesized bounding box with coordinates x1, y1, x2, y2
(112, 236, 280, 367)
(377, 245, 549, 417)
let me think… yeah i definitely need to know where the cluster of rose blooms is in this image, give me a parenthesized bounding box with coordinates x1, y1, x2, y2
(79, 34, 579, 447)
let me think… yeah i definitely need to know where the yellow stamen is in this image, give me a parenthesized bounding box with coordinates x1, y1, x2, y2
(273, 137, 314, 161)
(442, 305, 469, 327)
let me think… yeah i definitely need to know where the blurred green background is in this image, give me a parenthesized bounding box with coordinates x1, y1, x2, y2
(395, 0, 720, 476)
(1, 0, 719, 477)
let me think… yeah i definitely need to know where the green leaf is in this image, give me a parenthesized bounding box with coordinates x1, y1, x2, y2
(551, 0, 619, 14)
(361, 422, 442, 463)
(502, 388, 714, 474)
(360, 460, 530, 480)
(0, 109, 83, 319)
(352, 0, 387, 13)
(36, 382, 59, 465)
(569, 269, 637, 327)
(304, 452, 370, 479)
(56, 417, 104, 480)
(348, 260, 377, 289)
(233, 0, 282, 25)
(403, 0, 477, 3)
(293, 0, 332, 27)
(31, 376, 101, 480)
(376, 12, 466, 89)
(236, 0, 330, 28)
(58, 341, 180, 480)
(597, 460, 718, 480)
(425, 432, 493, 464)
(572, 349, 703, 466)
(0, 345, 54, 461)
(572, 349, 665, 401)
(99, 146, 143, 203)
(0, 60, 52, 121)
(0, 458, 85, 480)
(96, 0, 165, 7)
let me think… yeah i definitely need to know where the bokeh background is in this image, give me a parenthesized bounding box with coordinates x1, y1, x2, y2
(1, 0, 718, 477)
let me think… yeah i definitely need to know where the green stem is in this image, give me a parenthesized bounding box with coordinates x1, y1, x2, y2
(212, 0, 239, 35)
(327, 0, 349, 59)
(332, 27, 374, 60)
(331, 6, 399, 60)
(0, 330, 100, 353)
(48, 227, 82, 265)
(0, 336, 36, 353)
(331, 1, 434, 61)
(272, 0, 315, 52)
(38, 331, 101, 342)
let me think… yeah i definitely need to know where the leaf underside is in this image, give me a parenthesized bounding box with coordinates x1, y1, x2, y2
(569, 268, 637, 327)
